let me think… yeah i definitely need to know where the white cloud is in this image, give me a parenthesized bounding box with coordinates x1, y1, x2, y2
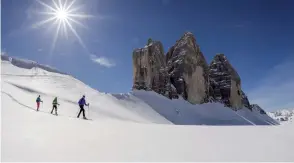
(247, 59, 294, 111)
(38, 48, 43, 52)
(90, 54, 115, 68)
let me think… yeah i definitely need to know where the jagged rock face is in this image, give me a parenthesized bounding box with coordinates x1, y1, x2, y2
(166, 32, 209, 104)
(132, 41, 178, 98)
(241, 90, 251, 110)
(251, 104, 266, 114)
(132, 32, 256, 111)
(209, 54, 243, 110)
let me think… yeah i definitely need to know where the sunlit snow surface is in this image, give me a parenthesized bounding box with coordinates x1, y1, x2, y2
(1, 59, 293, 161)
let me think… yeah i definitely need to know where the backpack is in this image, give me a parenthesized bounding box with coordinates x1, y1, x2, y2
(78, 98, 85, 105)
(53, 98, 58, 104)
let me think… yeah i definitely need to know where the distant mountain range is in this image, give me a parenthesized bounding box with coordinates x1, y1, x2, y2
(268, 109, 294, 123)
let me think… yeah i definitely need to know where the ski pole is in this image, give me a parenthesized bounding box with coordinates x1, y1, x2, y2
(87, 104, 90, 118)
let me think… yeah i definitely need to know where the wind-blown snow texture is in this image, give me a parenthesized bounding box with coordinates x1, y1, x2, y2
(2, 57, 293, 162)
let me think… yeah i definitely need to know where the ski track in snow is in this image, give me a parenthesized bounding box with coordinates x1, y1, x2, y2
(1, 60, 293, 161)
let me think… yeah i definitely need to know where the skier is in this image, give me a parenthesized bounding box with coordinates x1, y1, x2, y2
(51, 97, 60, 115)
(77, 95, 89, 119)
(36, 95, 43, 111)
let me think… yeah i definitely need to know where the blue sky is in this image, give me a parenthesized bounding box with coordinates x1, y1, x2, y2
(2, 0, 294, 111)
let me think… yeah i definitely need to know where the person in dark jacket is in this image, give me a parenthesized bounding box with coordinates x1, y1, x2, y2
(51, 97, 60, 115)
(36, 95, 43, 111)
(77, 95, 89, 119)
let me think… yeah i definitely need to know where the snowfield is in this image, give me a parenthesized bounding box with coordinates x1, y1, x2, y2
(1, 59, 293, 161)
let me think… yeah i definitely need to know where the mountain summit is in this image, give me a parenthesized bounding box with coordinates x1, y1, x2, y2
(132, 32, 265, 113)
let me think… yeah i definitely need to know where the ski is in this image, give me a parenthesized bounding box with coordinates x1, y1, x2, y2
(82, 118, 92, 121)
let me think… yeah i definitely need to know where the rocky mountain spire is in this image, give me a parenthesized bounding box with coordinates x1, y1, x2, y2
(132, 32, 256, 111)
(208, 54, 243, 110)
(132, 40, 178, 99)
(166, 32, 209, 104)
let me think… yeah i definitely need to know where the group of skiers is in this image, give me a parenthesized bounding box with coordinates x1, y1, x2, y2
(36, 95, 89, 119)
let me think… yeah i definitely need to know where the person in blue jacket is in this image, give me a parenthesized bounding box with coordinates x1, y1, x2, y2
(77, 95, 89, 119)
(36, 95, 43, 111)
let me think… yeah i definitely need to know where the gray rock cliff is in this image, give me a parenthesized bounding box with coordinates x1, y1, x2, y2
(166, 32, 209, 104)
(208, 54, 243, 110)
(132, 32, 258, 111)
(132, 40, 177, 98)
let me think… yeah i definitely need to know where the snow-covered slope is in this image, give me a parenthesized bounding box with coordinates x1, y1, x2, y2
(1, 60, 170, 124)
(1, 58, 278, 125)
(2, 58, 293, 161)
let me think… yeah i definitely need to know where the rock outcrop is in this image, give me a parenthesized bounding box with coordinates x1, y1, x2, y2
(251, 104, 267, 114)
(241, 90, 251, 110)
(132, 40, 178, 98)
(132, 32, 257, 111)
(166, 32, 209, 104)
(208, 54, 243, 110)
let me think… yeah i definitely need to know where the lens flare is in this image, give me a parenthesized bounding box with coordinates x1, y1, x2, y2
(33, 0, 93, 52)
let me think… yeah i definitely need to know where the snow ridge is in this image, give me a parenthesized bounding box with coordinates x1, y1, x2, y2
(1, 54, 67, 75)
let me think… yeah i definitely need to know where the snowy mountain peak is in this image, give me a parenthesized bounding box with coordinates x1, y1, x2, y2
(1, 54, 67, 75)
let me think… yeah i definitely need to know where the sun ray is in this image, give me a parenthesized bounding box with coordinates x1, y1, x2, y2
(66, 0, 76, 11)
(50, 19, 62, 54)
(67, 13, 94, 19)
(32, 16, 56, 28)
(64, 19, 86, 49)
(67, 5, 83, 14)
(37, 11, 56, 16)
(36, 0, 57, 12)
(34, 0, 93, 53)
(67, 17, 88, 29)
(62, 20, 69, 39)
(58, 0, 63, 10)
(52, 0, 60, 11)
(63, 0, 68, 11)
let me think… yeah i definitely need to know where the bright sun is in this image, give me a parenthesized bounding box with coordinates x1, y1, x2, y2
(55, 9, 68, 20)
(33, 0, 93, 52)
